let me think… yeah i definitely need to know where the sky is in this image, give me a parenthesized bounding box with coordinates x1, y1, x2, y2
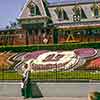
(0, 0, 26, 27)
(0, 0, 94, 27)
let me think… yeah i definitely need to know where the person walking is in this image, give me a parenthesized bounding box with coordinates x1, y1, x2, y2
(22, 64, 33, 99)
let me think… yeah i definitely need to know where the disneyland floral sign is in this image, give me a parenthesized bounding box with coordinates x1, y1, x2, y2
(1, 48, 100, 72)
(22, 51, 79, 71)
(87, 58, 100, 70)
(20, 48, 98, 72)
(74, 48, 97, 58)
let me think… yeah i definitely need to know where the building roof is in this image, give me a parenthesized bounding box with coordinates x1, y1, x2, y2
(0, 26, 22, 32)
(18, 0, 47, 20)
(18, 0, 100, 30)
(48, 0, 99, 6)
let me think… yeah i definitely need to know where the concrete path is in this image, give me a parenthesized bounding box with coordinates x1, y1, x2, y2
(0, 97, 88, 100)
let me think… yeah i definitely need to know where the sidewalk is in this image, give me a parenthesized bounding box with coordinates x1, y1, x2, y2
(0, 97, 88, 100)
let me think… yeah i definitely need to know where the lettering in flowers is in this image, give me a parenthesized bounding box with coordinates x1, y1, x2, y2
(22, 51, 79, 71)
(0, 48, 100, 72)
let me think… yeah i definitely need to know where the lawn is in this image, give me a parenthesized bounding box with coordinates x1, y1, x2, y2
(0, 71, 100, 81)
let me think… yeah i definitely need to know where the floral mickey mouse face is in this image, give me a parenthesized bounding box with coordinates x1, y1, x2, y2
(23, 51, 79, 71)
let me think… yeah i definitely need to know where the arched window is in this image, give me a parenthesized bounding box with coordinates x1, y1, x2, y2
(81, 8, 87, 19)
(55, 7, 69, 21)
(63, 10, 69, 20)
(91, 2, 99, 18)
(27, 1, 41, 16)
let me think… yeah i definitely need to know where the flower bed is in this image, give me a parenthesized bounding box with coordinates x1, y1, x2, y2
(74, 48, 97, 58)
(22, 51, 80, 71)
(0, 48, 100, 72)
(22, 50, 48, 61)
(87, 58, 100, 69)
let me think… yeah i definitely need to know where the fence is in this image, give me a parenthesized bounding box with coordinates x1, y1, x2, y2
(0, 43, 100, 81)
(0, 70, 100, 81)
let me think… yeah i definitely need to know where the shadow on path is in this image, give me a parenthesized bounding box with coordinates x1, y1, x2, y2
(32, 82, 43, 98)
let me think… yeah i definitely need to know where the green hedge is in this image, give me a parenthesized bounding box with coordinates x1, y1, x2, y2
(0, 42, 100, 52)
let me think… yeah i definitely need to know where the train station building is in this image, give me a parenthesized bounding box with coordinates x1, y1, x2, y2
(0, 0, 100, 45)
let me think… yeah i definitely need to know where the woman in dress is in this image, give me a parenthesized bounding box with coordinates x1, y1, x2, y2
(22, 64, 33, 99)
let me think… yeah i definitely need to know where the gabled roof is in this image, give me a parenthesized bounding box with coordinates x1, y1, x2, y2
(48, 1, 100, 24)
(18, 0, 47, 20)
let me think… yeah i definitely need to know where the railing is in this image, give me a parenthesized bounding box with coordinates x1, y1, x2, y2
(0, 43, 100, 81)
(0, 70, 100, 82)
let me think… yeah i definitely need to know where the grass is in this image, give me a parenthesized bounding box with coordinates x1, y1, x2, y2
(0, 71, 22, 80)
(30, 71, 100, 80)
(0, 71, 100, 81)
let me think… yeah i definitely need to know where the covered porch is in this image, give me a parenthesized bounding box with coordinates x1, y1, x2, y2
(53, 21, 100, 44)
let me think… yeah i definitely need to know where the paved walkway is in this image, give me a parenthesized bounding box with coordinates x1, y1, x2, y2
(0, 97, 88, 100)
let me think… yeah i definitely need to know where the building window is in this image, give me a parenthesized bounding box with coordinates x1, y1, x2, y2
(73, 4, 81, 22)
(27, 1, 41, 16)
(81, 8, 87, 19)
(55, 7, 69, 21)
(91, 2, 99, 18)
(63, 10, 69, 20)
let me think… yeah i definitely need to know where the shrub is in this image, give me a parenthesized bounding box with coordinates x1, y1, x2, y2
(0, 42, 100, 52)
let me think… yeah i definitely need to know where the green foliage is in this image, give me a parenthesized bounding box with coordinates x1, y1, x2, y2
(0, 42, 100, 52)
